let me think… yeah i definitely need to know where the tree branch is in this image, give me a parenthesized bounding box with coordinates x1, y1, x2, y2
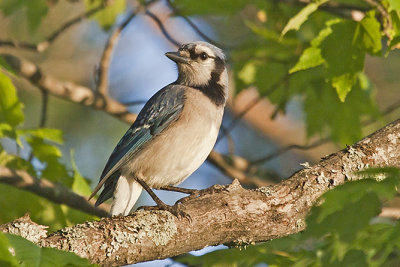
(96, 10, 139, 95)
(145, 10, 181, 47)
(2, 118, 399, 266)
(0, 3, 105, 52)
(1, 54, 137, 123)
(0, 167, 108, 217)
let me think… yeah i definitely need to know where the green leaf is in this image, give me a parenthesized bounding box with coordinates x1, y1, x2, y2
(255, 62, 288, 95)
(0, 56, 15, 75)
(281, 0, 327, 36)
(238, 61, 257, 84)
(6, 234, 95, 267)
(85, 0, 126, 30)
(388, 0, 400, 12)
(331, 73, 357, 102)
(289, 46, 324, 73)
(19, 128, 64, 144)
(26, 136, 71, 186)
(0, 150, 35, 175)
(27, 136, 62, 162)
(0, 232, 19, 267)
(303, 77, 378, 145)
(0, 0, 48, 31)
(173, 0, 248, 15)
(0, 123, 13, 139)
(0, 72, 24, 127)
(320, 20, 365, 77)
(59, 151, 97, 226)
(70, 151, 91, 196)
(358, 11, 382, 54)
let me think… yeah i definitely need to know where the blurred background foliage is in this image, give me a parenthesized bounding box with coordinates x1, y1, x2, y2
(0, 0, 400, 266)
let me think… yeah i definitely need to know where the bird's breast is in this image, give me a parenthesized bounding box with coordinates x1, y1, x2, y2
(122, 89, 224, 187)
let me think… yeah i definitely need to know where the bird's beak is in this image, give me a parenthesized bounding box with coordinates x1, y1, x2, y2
(165, 52, 190, 64)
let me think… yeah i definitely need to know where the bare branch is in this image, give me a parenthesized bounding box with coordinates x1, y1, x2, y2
(2, 118, 399, 266)
(166, 0, 230, 49)
(217, 96, 262, 144)
(250, 138, 330, 165)
(0, 166, 108, 217)
(96, 10, 139, 95)
(0, 4, 105, 52)
(1, 54, 137, 123)
(145, 10, 181, 47)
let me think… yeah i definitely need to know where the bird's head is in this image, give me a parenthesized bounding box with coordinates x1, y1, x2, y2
(165, 41, 228, 106)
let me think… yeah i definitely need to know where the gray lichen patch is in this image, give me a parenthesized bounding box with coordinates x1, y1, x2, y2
(388, 133, 399, 145)
(255, 185, 273, 196)
(7, 221, 48, 244)
(316, 171, 329, 184)
(342, 146, 368, 181)
(106, 210, 177, 258)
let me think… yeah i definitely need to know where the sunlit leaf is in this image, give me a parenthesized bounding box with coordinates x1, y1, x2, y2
(0, 72, 24, 127)
(388, 0, 400, 12)
(281, 0, 327, 36)
(85, 0, 126, 30)
(289, 46, 324, 73)
(19, 128, 64, 144)
(358, 11, 382, 54)
(331, 73, 357, 102)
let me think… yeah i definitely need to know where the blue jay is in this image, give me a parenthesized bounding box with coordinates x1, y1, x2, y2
(89, 41, 228, 217)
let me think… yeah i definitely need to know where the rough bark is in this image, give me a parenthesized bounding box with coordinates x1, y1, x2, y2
(2, 119, 399, 266)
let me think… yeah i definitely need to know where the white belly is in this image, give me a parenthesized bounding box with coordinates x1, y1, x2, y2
(121, 90, 223, 188)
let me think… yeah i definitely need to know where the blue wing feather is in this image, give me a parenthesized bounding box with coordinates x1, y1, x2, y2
(89, 84, 186, 202)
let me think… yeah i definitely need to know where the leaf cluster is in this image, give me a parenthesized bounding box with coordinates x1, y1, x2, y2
(0, 70, 95, 231)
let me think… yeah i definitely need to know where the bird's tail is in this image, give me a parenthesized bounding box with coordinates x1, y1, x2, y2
(109, 175, 143, 216)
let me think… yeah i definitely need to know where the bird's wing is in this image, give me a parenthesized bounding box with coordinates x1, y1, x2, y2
(89, 85, 186, 201)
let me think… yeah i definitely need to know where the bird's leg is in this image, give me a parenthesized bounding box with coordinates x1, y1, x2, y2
(175, 184, 227, 204)
(135, 177, 190, 220)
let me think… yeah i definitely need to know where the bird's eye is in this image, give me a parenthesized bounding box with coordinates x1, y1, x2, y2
(200, 52, 208, 60)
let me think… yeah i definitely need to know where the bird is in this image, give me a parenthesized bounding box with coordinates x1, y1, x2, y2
(88, 41, 228, 217)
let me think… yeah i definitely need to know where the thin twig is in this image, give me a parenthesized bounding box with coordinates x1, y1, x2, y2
(166, 0, 230, 49)
(122, 100, 147, 106)
(39, 90, 49, 128)
(96, 10, 139, 95)
(0, 4, 105, 52)
(363, 0, 392, 39)
(216, 96, 262, 144)
(219, 125, 235, 155)
(250, 138, 330, 165)
(145, 10, 181, 47)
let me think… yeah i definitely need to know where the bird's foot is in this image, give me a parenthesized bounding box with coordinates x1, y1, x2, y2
(175, 184, 226, 204)
(138, 203, 191, 221)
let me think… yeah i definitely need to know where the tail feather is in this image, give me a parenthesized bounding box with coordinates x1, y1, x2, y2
(94, 172, 119, 207)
